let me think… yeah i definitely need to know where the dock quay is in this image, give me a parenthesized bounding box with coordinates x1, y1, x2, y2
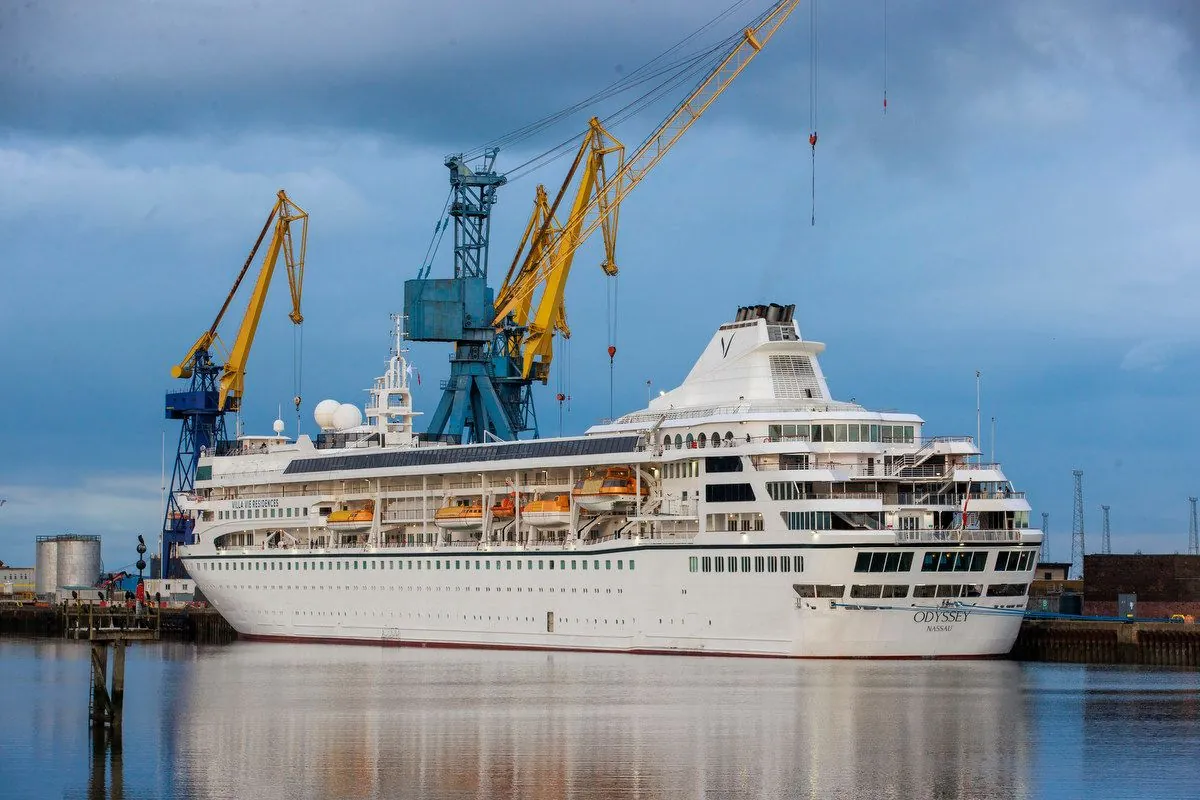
(1010, 617, 1200, 667)
(0, 603, 237, 644)
(2, 603, 1197, 666)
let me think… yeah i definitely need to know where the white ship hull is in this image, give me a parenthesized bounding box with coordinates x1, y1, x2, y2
(179, 303, 1040, 660)
(185, 536, 1028, 659)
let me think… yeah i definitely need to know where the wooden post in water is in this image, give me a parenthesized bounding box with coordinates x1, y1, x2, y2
(110, 640, 126, 734)
(71, 602, 158, 734)
(89, 642, 110, 727)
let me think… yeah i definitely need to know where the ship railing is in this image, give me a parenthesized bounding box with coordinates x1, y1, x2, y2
(381, 511, 428, 523)
(893, 529, 1023, 544)
(892, 492, 1026, 506)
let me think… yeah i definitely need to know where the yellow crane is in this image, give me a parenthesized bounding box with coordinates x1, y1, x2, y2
(492, 0, 801, 383)
(497, 118, 624, 383)
(170, 189, 308, 413)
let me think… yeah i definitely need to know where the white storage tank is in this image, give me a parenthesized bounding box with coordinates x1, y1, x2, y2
(35, 536, 59, 597)
(55, 534, 102, 590)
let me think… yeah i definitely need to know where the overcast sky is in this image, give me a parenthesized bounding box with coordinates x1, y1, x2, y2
(2, 0, 1198, 569)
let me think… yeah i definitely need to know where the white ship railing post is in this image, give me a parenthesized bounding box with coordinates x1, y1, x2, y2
(568, 467, 578, 544)
(635, 466, 641, 532)
(482, 473, 492, 546)
(421, 474, 428, 545)
(512, 470, 522, 548)
(368, 479, 381, 550)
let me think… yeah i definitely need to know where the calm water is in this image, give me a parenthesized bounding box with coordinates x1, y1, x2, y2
(1, 639, 1197, 800)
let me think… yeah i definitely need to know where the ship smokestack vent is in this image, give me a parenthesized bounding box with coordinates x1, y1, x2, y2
(734, 303, 796, 324)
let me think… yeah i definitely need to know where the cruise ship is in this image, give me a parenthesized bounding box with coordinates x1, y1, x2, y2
(179, 303, 1041, 658)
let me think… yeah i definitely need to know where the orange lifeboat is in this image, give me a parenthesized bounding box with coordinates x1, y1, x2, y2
(434, 500, 484, 532)
(327, 501, 374, 530)
(571, 467, 648, 512)
(522, 493, 572, 530)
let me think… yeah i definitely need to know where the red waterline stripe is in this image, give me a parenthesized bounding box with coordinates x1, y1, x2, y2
(238, 633, 1002, 661)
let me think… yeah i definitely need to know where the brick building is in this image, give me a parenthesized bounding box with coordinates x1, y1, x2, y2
(1083, 554, 1200, 619)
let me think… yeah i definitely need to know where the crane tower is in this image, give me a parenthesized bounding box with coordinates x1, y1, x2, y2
(403, 0, 801, 445)
(404, 150, 535, 444)
(1189, 497, 1198, 556)
(1071, 470, 1085, 579)
(1101, 504, 1111, 554)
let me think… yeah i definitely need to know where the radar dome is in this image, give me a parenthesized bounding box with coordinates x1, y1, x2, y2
(314, 399, 340, 430)
(272, 418, 286, 435)
(332, 403, 363, 431)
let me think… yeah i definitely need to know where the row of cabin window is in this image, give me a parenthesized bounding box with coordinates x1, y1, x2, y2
(662, 461, 700, 480)
(853, 552, 916, 573)
(767, 481, 817, 501)
(768, 423, 916, 444)
(856, 550, 1037, 574)
(919, 551, 990, 573)
(688, 555, 805, 573)
(664, 432, 736, 450)
(783, 511, 832, 530)
(200, 558, 635, 573)
(796, 582, 1029, 599)
(922, 550, 1036, 573)
(218, 507, 308, 521)
(995, 551, 1035, 571)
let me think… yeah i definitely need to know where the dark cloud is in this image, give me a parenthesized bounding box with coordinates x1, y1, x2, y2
(0, 2, 1114, 143)
(5, 0, 1192, 181)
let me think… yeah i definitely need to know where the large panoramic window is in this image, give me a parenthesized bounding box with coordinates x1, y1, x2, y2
(784, 511, 831, 530)
(854, 552, 914, 573)
(706, 483, 755, 502)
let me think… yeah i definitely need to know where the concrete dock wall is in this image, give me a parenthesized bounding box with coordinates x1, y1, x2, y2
(0, 605, 237, 644)
(1011, 618, 1200, 667)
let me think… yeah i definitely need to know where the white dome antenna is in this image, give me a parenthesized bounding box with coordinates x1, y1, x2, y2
(314, 399, 340, 430)
(333, 403, 362, 431)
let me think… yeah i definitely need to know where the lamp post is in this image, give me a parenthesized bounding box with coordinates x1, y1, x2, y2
(135, 535, 147, 609)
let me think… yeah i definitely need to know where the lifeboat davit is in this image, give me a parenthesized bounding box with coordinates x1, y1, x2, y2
(326, 501, 374, 531)
(521, 493, 572, 530)
(491, 496, 516, 521)
(571, 467, 648, 513)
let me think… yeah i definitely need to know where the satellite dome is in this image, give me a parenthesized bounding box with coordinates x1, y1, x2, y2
(272, 418, 286, 435)
(314, 399, 340, 430)
(332, 403, 363, 431)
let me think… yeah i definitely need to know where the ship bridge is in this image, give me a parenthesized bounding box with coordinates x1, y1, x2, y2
(597, 304, 864, 432)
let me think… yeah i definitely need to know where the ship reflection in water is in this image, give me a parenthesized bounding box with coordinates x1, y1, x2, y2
(173, 645, 1031, 800)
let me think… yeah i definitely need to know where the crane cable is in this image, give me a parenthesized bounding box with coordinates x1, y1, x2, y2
(809, 0, 819, 227)
(883, 0, 889, 113)
(555, 336, 572, 435)
(504, 35, 739, 183)
(417, 188, 454, 280)
(606, 275, 619, 421)
(463, 0, 755, 162)
(292, 324, 304, 435)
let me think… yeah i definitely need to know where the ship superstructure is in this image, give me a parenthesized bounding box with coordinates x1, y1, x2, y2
(179, 304, 1040, 658)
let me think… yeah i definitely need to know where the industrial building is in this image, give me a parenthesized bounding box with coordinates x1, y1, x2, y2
(1027, 561, 1083, 615)
(1083, 554, 1200, 619)
(34, 534, 103, 599)
(0, 561, 36, 599)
